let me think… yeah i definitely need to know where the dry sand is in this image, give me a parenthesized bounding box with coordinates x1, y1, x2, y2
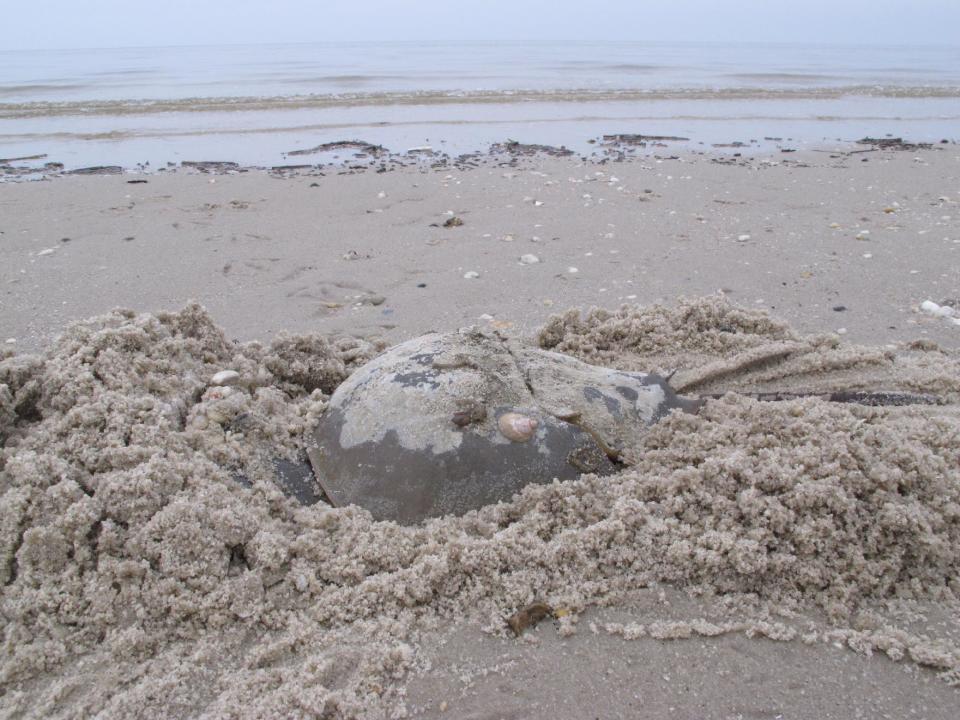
(2, 147, 960, 718)
(1, 147, 959, 352)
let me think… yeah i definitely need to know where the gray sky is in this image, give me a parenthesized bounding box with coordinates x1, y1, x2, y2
(6, 0, 960, 50)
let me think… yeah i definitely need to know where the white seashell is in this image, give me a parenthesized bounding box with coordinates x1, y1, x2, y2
(920, 300, 941, 315)
(920, 300, 955, 318)
(498, 412, 539, 442)
(211, 370, 241, 386)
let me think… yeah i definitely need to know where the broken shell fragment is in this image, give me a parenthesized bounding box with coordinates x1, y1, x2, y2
(497, 412, 539, 442)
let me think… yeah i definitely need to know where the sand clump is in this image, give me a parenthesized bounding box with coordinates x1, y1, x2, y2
(2, 298, 960, 717)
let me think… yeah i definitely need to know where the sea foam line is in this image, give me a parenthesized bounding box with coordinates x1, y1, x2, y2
(2, 85, 960, 118)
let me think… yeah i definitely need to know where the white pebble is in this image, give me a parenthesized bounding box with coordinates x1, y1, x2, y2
(211, 370, 241, 386)
(567, 267, 578, 274)
(738, 234, 751, 242)
(463, 271, 480, 279)
(294, 574, 309, 592)
(836, 328, 848, 335)
(377, 191, 387, 199)
(519, 254, 541, 265)
(37, 248, 56, 256)
(862, 253, 873, 258)
(478, 313, 494, 321)
(4, 338, 15, 344)
(920, 300, 955, 318)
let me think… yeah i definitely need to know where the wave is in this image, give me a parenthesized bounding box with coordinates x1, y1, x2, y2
(1, 85, 959, 118)
(0, 83, 88, 98)
(726, 73, 842, 82)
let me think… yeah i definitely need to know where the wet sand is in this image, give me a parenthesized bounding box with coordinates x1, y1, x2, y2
(2, 146, 960, 719)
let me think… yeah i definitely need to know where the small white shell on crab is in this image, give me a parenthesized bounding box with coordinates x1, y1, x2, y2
(498, 412, 539, 442)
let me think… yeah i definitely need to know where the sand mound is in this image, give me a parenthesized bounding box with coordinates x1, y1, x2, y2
(2, 298, 959, 717)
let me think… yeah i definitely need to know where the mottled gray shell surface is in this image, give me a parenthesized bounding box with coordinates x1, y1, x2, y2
(306, 328, 699, 524)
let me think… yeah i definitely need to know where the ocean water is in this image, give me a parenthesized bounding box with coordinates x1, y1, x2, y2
(1, 41, 958, 168)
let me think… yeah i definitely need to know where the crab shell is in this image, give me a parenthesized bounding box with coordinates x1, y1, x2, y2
(306, 329, 700, 524)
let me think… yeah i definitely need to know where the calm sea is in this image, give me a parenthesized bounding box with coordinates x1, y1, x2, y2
(1, 41, 958, 168)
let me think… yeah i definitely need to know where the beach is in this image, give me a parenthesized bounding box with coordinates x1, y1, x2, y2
(2, 141, 960, 718)
(2, 144, 958, 352)
(2, 35, 960, 720)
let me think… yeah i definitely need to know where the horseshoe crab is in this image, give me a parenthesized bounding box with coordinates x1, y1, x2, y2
(304, 328, 701, 523)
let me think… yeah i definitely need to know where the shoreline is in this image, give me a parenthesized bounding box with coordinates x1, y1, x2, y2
(1, 133, 951, 179)
(2, 97, 957, 174)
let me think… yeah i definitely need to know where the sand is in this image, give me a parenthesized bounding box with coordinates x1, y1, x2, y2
(1, 147, 959, 353)
(2, 146, 960, 718)
(1, 295, 959, 718)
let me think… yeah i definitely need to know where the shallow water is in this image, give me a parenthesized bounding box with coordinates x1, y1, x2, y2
(1, 41, 958, 168)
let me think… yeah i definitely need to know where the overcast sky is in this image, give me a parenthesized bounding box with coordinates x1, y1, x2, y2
(6, 0, 960, 50)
